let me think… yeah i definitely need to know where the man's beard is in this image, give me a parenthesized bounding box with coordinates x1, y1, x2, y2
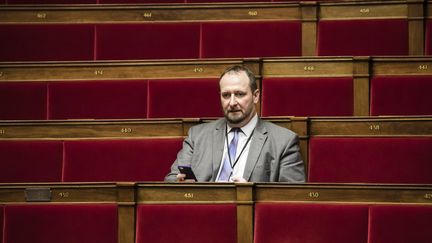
(225, 110, 246, 124)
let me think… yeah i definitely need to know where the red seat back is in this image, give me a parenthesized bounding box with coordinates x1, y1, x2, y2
(48, 80, 148, 119)
(308, 137, 432, 183)
(201, 21, 301, 58)
(0, 24, 94, 61)
(96, 24, 200, 60)
(261, 77, 353, 116)
(0, 141, 63, 183)
(318, 19, 408, 56)
(136, 204, 237, 243)
(147, 78, 222, 118)
(370, 75, 432, 116)
(3, 204, 118, 243)
(0, 82, 47, 120)
(255, 203, 368, 243)
(369, 205, 432, 243)
(63, 138, 183, 182)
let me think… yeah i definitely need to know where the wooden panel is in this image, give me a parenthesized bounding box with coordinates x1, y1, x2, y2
(310, 117, 432, 136)
(319, 1, 408, 20)
(372, 57, 432, 76)
(0, 60, 246, 82)
(137, 183, 237, 204)
(255, 184, 432, 204)
(0, 4, 300, 23)
(262, 57, 354, 77)
(0, 119, 187, 138)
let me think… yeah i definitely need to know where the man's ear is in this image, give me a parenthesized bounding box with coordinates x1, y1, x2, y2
(253, 89, 260, 104)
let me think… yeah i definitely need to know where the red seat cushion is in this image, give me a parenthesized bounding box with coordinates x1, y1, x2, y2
(201, 21, 301, 58)
(426, 20, 432, 55)
(0, 205, 3, 241)
(255, 203, 368, 243)
(147, 78, 222, 118)
(261, 77, 353, 116)
(63, 138, 183, 182)
(318, 19, 408, 56)
(369, 205, 432, 243)
(0, 82, 47, 120)
(48, 80, 147, 119)
(0, 141, 63, 183)
(3, 204, 117, 243)
(96, 24, 200, 60)
(370, 76, 432, 116)
(308, 137, 432, 183)
(0, 24, 94, 61)
(136, 204, 237, 243)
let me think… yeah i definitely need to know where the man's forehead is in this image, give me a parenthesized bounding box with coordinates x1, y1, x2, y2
(220, 71, 249, 85)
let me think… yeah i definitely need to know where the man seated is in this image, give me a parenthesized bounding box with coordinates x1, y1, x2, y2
(165, 65, 305, 182)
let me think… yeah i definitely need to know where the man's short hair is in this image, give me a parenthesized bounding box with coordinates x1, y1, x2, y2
(220, 65, 258, 92)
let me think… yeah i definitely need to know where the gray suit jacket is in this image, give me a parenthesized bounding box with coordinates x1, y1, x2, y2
(165, 118, 305, 182)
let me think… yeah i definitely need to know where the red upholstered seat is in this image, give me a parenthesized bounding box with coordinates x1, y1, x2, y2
(136, 204, 237, 243)
(201, 21, 301, 58)
(96, 24, 200, 60)
(261, 77, 353, 117)
(48, 80, 147, 119)
(147, 78, 222, 118)
(3, 204, 117, 243)
(0, 24, 94, 61)
(0, 82, 47, 120)
(308, 137, 432, 184)
(0, 205, 3, 241)
(318, 19, 408, 56)
(255, 203, 368, 243)
(369, 205, 432, 243)
(370, 75, 432, 116)
(426, 20, 432, 55)
(63, 138, 183, 182)
(0, 141, 63, 183)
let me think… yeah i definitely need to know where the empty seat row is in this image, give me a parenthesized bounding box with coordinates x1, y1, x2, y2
(1, 183, 431, 243)
(1, 57, 431, 120)
(1, 117, 431, 184)
(0, 1, 425, 61)
(0, 138, 182, 183)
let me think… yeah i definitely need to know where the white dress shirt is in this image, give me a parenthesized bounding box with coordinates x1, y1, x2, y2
(216, 114, 258, 182)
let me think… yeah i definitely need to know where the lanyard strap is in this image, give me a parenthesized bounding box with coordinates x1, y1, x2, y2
(225, 128, 255, 170)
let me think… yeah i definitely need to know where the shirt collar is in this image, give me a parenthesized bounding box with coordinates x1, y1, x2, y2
(227, 113, 258, 137)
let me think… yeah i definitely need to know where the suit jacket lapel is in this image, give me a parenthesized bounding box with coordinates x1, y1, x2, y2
(211, 119, 226, 181)
(243, 119, 267, 181)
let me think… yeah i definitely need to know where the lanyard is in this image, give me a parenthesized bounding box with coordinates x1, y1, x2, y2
(225, 128, 255, 171)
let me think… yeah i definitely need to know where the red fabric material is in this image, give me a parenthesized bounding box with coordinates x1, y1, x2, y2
(147, 78, 222, 118)
(202, 21, 301, 58)
(0, 205, 3, 242)
(0, 141, 63, 183)
(8, 0, 95, 3)
(96, 24, 200, 60)
(261, 77, 353, 117)
(255, 203, 368, 243)
(426, 20, 432, 55)
(48, 80, 147, 119)
(63, 138, 183, 182)
(0, 24, 94, 61)
(0, 82, 47, 120)
(308, 137, 432, 183)
(318, 19, 408, 56)
(3, 204, 117, 243)
(370, 76, 432, 116)
(136, 204, 237, 243)
(369, 205, 432, 243)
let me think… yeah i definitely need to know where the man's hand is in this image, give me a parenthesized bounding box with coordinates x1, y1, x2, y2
(176, 173, 196, 182)
(231, 177, 247, 183)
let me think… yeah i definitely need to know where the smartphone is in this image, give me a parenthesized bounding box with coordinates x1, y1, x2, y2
(178, 165, 197, 181)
